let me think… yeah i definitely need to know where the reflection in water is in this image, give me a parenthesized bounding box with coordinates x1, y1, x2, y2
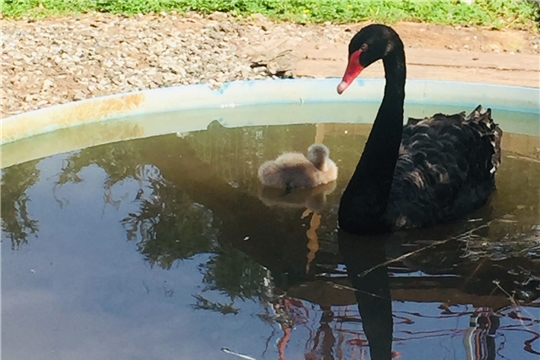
(121, 168, 218, 269)
(258, 182, 337, 273)
(464, 308, 500, 360)
(2, 118, 540, 359)
(338, 231, 394, 360)
(201, 244, 270, 301)
(1, 159, 40, 249)
(258, 181, 337, 213)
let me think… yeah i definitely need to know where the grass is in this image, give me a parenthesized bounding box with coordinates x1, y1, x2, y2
(1, 0, 539, 30)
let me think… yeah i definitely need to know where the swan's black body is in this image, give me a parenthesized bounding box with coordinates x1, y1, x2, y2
(337, 24, 502, 235)
(386, 108, 502, 229)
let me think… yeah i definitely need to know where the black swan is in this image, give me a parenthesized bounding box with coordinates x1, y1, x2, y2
(258, 143, 338, 189)
(337, 24, 503, 235)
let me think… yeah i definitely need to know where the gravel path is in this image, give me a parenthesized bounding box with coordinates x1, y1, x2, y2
(2, 12, 538, 118)
(1, 12, 347, 117)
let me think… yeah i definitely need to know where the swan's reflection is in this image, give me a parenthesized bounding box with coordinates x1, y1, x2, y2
(338, 230, 395, 360)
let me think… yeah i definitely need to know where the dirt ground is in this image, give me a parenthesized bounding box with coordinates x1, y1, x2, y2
(262, 21, 540, 87)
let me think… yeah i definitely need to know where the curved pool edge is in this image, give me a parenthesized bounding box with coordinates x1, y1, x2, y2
(2, 78, 539, 147)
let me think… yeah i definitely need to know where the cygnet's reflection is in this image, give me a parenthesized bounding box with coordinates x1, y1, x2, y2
(258, 181, 337, 213)
(338, 230, 395, 360)
(259, 182, 337, 273)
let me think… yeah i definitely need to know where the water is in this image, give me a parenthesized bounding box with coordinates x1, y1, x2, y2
(2, 102, 539, 360)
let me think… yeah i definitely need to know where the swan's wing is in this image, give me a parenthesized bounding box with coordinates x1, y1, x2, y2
(406, 117, 424, 126)
(387, 105, 501, 229)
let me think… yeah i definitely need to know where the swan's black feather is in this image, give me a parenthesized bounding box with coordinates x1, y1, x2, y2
(385, 105, 503, 229)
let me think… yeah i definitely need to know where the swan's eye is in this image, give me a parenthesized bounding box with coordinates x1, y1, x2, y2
(361, 43, 368, 51)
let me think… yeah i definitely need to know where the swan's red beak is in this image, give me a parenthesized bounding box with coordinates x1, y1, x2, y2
(337, 49, 364, 94)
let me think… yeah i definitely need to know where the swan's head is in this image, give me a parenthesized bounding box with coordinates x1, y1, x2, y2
(306, 143, 330, 169)
(337, 24, 403, 94)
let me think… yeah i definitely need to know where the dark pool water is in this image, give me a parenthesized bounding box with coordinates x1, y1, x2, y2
(2, 103, 540, 360)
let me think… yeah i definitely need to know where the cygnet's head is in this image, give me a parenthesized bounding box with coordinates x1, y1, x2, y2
(306, 143, 330, 170)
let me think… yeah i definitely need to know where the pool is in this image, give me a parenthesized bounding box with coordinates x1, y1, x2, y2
(1, 79, 539, 359)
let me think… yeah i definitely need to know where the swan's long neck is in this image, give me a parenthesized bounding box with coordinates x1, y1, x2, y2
(338, 48, 406, 234)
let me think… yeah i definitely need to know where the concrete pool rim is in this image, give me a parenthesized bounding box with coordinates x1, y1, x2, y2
(1, 78, 538, 168)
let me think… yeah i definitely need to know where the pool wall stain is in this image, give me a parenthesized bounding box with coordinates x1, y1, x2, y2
(2, 92, 146, 143)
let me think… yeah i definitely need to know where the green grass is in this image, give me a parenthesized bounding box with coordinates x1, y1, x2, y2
(1, 0, 539, 30)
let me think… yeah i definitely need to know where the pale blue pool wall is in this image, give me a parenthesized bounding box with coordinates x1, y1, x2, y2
(1, 78, 538, 168)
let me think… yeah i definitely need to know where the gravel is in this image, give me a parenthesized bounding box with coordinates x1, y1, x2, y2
(2, 12, 538, 118)
(0, 12, 346, 118)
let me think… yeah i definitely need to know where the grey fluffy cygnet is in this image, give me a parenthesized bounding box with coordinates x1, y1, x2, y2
(257, 144, 338, 189)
